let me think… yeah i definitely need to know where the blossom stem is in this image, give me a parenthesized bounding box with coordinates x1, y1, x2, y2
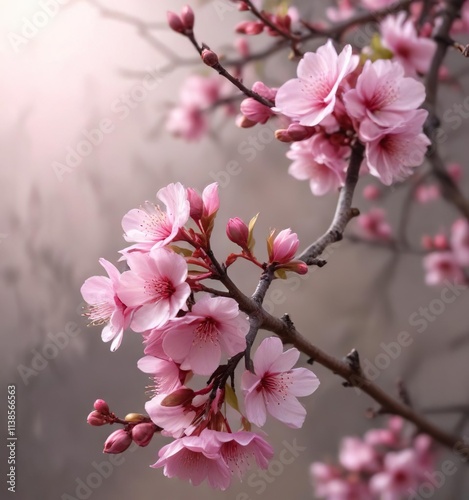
(298, 141, 364, 265)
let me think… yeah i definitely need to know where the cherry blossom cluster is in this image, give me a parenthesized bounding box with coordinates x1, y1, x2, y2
(82, 182, 319, 489)
(310, 417, 436, 499)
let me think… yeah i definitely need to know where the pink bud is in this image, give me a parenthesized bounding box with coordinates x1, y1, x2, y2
(103, 429, 132, 454)
(433, 234, 449, 250)
(93, 399, 110, 414)
(362, 184, 381, 201)
(87, 411, 108, 426)
(447, 162, 463, 182)
(167, 11, 185, 33)
(187, 188, 203, 221)
(269, 228, 299, 264)
(235, 21, 264, 35)
(131, 423, 157, 447)
(235, 37, 250, 58)
(202, 49, 219, 67)
(286, 123, 314, 141)
(227, 217, 249, 249)
(181, 5, 194, 30)
(236, 114, 257, 128)
(275, 129, 293, 142)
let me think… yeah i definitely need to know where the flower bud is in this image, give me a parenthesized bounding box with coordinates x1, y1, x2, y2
(87, 411, 108, 426)
(167, 11, 185, 33)
(93, 399, 110, 414)
(202, 49, 219, 67)
(181, 5, 194, 30)
(226, 217, 249, 250)
(268, 228, 299, 264)
(236, 114, 257, 128)
(124, 413, 146, 423)
(275, 129, 292, 142)
(235, 21, 264, 35)
(187, 188, 203, 221)
(433, 234, 449, 250)
(132, 423, 157, 447)
(287, 123, 314, 141)
(103, 429, 132, 454)
(362, 185, 381, 201)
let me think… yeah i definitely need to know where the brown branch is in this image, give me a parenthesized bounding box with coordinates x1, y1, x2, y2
(297, 141, 364, 265)
(424, 0, 469, 222)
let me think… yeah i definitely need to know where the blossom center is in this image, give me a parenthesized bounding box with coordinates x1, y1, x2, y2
(139, 205, 172, 240)
(194, 318, 219, 345)
(144, 277, 175, 300)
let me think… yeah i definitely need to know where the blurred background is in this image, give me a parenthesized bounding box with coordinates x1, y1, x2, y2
(1, 0, 469, 498)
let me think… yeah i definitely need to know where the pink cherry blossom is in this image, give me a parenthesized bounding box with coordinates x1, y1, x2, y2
(145, 388, 200, 438)
(451, 219, 469, 266)
(286, 133, 349, 196)
(241, 336, 320, 428)
(240, 82, 277, 125)
(356, 208, 392, 241)
(137, 355, 184, 395)
(343, 59, 425, 128)
(415, 184, 440, 204)
(380, 12, 436, 76)
(118, 248, 191, 332)
(326, 0, 355, 22)
(166, 105, 207, 141)
(275, 40, 359, 126)
(362, 184, 382, 200)
(268, 228, 299, 264)
(423, 251, 466, 286)
(81, 258, 131, 351)
(360, 109, 430, 185)
(179, 75, 223, 108)
(339, 437, 379, 473)
(214, 431, 274, 480)
(152, 429, 231, 490)
(121, 182, 190, 256)
(370, 449, 421, 499)
(162, 296, 249, 376)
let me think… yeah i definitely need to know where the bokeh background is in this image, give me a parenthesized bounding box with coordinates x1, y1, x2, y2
(2, 0, 469, 498)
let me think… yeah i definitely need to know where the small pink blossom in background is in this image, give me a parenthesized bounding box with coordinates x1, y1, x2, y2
(339, 437, 379, 473)
(241, 337, 320, 429)
(451, 219, 469, 266)
(179, 75, 223, 109)
(370, 449, 421, 498)
(152, 429, 231, 490)
(121, 182, 190, 256)
(447, 162, 463, 182)
(287, 133, 349, 196)
(363, 184, 382, 201)
(362, 0, 396, 9)
(343, 58, 425, 128)
(162, 296, 248, 376)
(268, 228, 299, 264)
(380, 12, 436, 76)
(415, 184, 440, 204)
(81, 258, 131, 351)
(240, 81, 277, 125)
(360, 109, 430, 185)
(326, 0, 355, 22)
(423, 251, 466, 286)
(118, 248, 191, 332)
(166, 105, 207, 141)
(275, 40, 359, 126)
(356, 208, 392, 241)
